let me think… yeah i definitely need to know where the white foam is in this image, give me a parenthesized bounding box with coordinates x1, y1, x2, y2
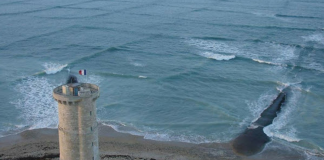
(238, 118, 249, 128)
(246, 92, 275, 120)
(187, 39, 298, 68)
(11, 77, 59, 129)
(252, 59, 287, 67)
(247, 124, 259, 129)
(143, 132, 215, 144)
(302, 34, 324, 45)
(264, 87, 302, 143)
(200, 52, 235, 61)
(276, 81, 302, 92)
(305, 86, 312, 93)
(247, 42, 297, 67)
(272, 43, 298, 64)
(42, 63, 68, 74)
(186, 39, 240, 54)
(299, 55, 324, 73)
(264, 127, 301, 142)
(102, 122, 144, 137)
(131, 62, 145, 67)
(102, 122, 224, 144)
(251, 12, 276, 18)
(139, 76, 147, 79)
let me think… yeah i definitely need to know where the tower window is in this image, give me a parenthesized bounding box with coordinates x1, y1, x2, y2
(91, 127, 92, 131)
(90, 111, 92, 116)
(92, 142, 94, 146)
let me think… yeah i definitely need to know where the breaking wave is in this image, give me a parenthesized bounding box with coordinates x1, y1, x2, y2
(252, 59, 287, 67)
(186, 39, 240, 54)
(264, 127, 301, 142)
(264, 87, 302, 143)
(246, 92, 277, 123)
(43, 63, 68, 74)
(102, 121, 229, 144)
(200, 52, 235, 61)
(187, 39, 298, 66)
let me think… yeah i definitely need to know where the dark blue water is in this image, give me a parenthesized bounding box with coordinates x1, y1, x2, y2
(0, 0, 324, 158)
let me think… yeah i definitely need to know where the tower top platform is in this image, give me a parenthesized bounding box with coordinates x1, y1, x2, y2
(53, 83, 99, 102)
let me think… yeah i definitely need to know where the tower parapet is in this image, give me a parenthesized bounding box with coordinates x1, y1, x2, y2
(53, 83, 100, 160)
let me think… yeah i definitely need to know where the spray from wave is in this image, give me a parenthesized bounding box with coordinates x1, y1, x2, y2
(11, 77, 59, 129)
(43, 63, 68, 74)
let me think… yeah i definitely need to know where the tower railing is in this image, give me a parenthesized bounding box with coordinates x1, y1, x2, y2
(53, 83, 99, 96)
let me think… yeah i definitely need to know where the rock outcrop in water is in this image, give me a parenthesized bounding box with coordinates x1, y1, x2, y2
(232, 88, 288, 156)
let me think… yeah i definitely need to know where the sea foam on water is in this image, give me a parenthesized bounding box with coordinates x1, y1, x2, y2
(11, 77, 59, 129)
(43, 63, 68, 75)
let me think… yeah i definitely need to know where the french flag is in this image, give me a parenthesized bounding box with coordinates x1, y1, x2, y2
(79, 69, 86, 75)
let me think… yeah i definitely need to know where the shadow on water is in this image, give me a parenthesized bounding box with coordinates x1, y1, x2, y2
(232, 88, 289, 156)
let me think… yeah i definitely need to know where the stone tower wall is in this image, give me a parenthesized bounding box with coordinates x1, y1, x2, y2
(53, 83, 99, 160)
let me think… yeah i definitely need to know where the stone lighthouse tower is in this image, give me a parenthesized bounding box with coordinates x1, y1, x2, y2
(53, 81, 100, 160)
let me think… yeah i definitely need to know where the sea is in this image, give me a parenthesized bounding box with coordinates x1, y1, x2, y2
(0, 0, 323, 158)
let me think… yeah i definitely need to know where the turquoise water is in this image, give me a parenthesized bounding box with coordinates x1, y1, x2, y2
(0, 0, 324, 157)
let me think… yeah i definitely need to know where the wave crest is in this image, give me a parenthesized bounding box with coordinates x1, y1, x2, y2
(252, 59, 287, 66)
(186, 39, 240, 54)
(264, 127, 301, 142)
(200, 52, 235, 61)
(43, 63, 68, 74)
(102, 121, 227, 144)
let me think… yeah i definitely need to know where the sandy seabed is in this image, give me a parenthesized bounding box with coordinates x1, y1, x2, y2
(0, 124, 319, 160)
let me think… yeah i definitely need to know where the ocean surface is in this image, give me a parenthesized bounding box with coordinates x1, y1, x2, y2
(0, 0, 324, 158)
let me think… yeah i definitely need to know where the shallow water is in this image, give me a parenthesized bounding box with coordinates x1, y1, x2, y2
(0, 0, 323, 157)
